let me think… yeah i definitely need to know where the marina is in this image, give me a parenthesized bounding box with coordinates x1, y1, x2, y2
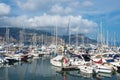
(0, 56, 120, 80)
(0, 0, 120, 80)
(0, 26, 120, 80)
(0, 42, 120, 80)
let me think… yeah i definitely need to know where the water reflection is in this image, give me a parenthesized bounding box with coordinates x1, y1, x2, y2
(96, 73, 112, 78)
(51, 65, 94, 80)
(0, 57, 119, 80)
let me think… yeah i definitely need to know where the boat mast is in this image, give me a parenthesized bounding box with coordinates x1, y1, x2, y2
(42, 34, 44, 46)
(81, 35, 84, 46)
(76, 29, 78, 47)
(67, 17, 71, 46)
(106, 30, 109, 47)
(96, 30, 99, 47)
(32, 33, 37, 46)
(19, 29, 24, 47)
(55, 17, 57, 48)
(5, 27, 9, 53)
(45, 32, 48, 45)
(114, 32, 116, 47)
(5, 27, 9, 44)
(54, 17, 58, 53)
(100, 21, 103, 47)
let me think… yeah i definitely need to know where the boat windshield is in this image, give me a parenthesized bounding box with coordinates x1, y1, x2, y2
(82, 54, 91, 61)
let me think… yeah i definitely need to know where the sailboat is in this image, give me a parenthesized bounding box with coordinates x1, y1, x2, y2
(92, 57, 114, 73)
(77, 54, 94, 74)
(50, 54, 69, 67)
(78, 62, 93, 74)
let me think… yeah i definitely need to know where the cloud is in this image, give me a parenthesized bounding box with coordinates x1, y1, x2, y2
(0, 14, 97, 34)
(82, 1, 93, 7)
(17, 0, 39, 11)
(12, 0, 120, 16)
(15, 0, 79, 15)
(0, 3, 11, 15)
(16, 0, 52, 11)
(50, 4, 72, 14)
(16, 0, 113, 16)
(68, 1, 80, 8)
(0, 0, 119, 40)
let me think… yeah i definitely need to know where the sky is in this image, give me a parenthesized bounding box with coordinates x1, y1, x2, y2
(0, 0, 120, 42)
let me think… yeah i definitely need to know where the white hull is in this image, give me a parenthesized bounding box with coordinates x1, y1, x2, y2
(110, 62, 120, 71)
(50, 55, 69, 67)
(69, 58, 82, 66)
(93, 64, 113, 73)
(51, 65, 62, 72)
(50, 59, 62, 67)
(78, 65, 93, 74)
(95, 68, 112, 73)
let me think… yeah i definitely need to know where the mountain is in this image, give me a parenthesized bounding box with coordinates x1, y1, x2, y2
(61, 34, 97, 44)
(0, 27, 97, 45)
(0, 27, 51, 39)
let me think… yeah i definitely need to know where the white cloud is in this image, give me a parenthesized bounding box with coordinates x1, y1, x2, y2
(15, 0, 120, 16)
(0, 14, 98, 34)
(69, 1, 80, 8)
(0, 3, 11, 15)
(50, 4, 63, 14)
(50, 4, 72, 14)
(16, 0, 52, 11)
(16, 0, 74, 14)
(82, 1, 93, 7)
(17, 0, 38, 11)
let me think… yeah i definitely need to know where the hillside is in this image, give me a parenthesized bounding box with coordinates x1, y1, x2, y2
(0, 27, 97, 45)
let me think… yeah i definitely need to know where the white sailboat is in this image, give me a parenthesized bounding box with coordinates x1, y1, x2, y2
(92, 58, 114, 74)
(78, 62, 93, 74)
(50, 55, 69, 67)
(50, 17, 70, 68)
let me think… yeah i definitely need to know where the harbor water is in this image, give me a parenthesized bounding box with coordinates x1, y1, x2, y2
(0, 56, 120, 80)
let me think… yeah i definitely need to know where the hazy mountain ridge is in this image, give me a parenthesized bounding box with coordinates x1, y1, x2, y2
(0, 27, 97, 45)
